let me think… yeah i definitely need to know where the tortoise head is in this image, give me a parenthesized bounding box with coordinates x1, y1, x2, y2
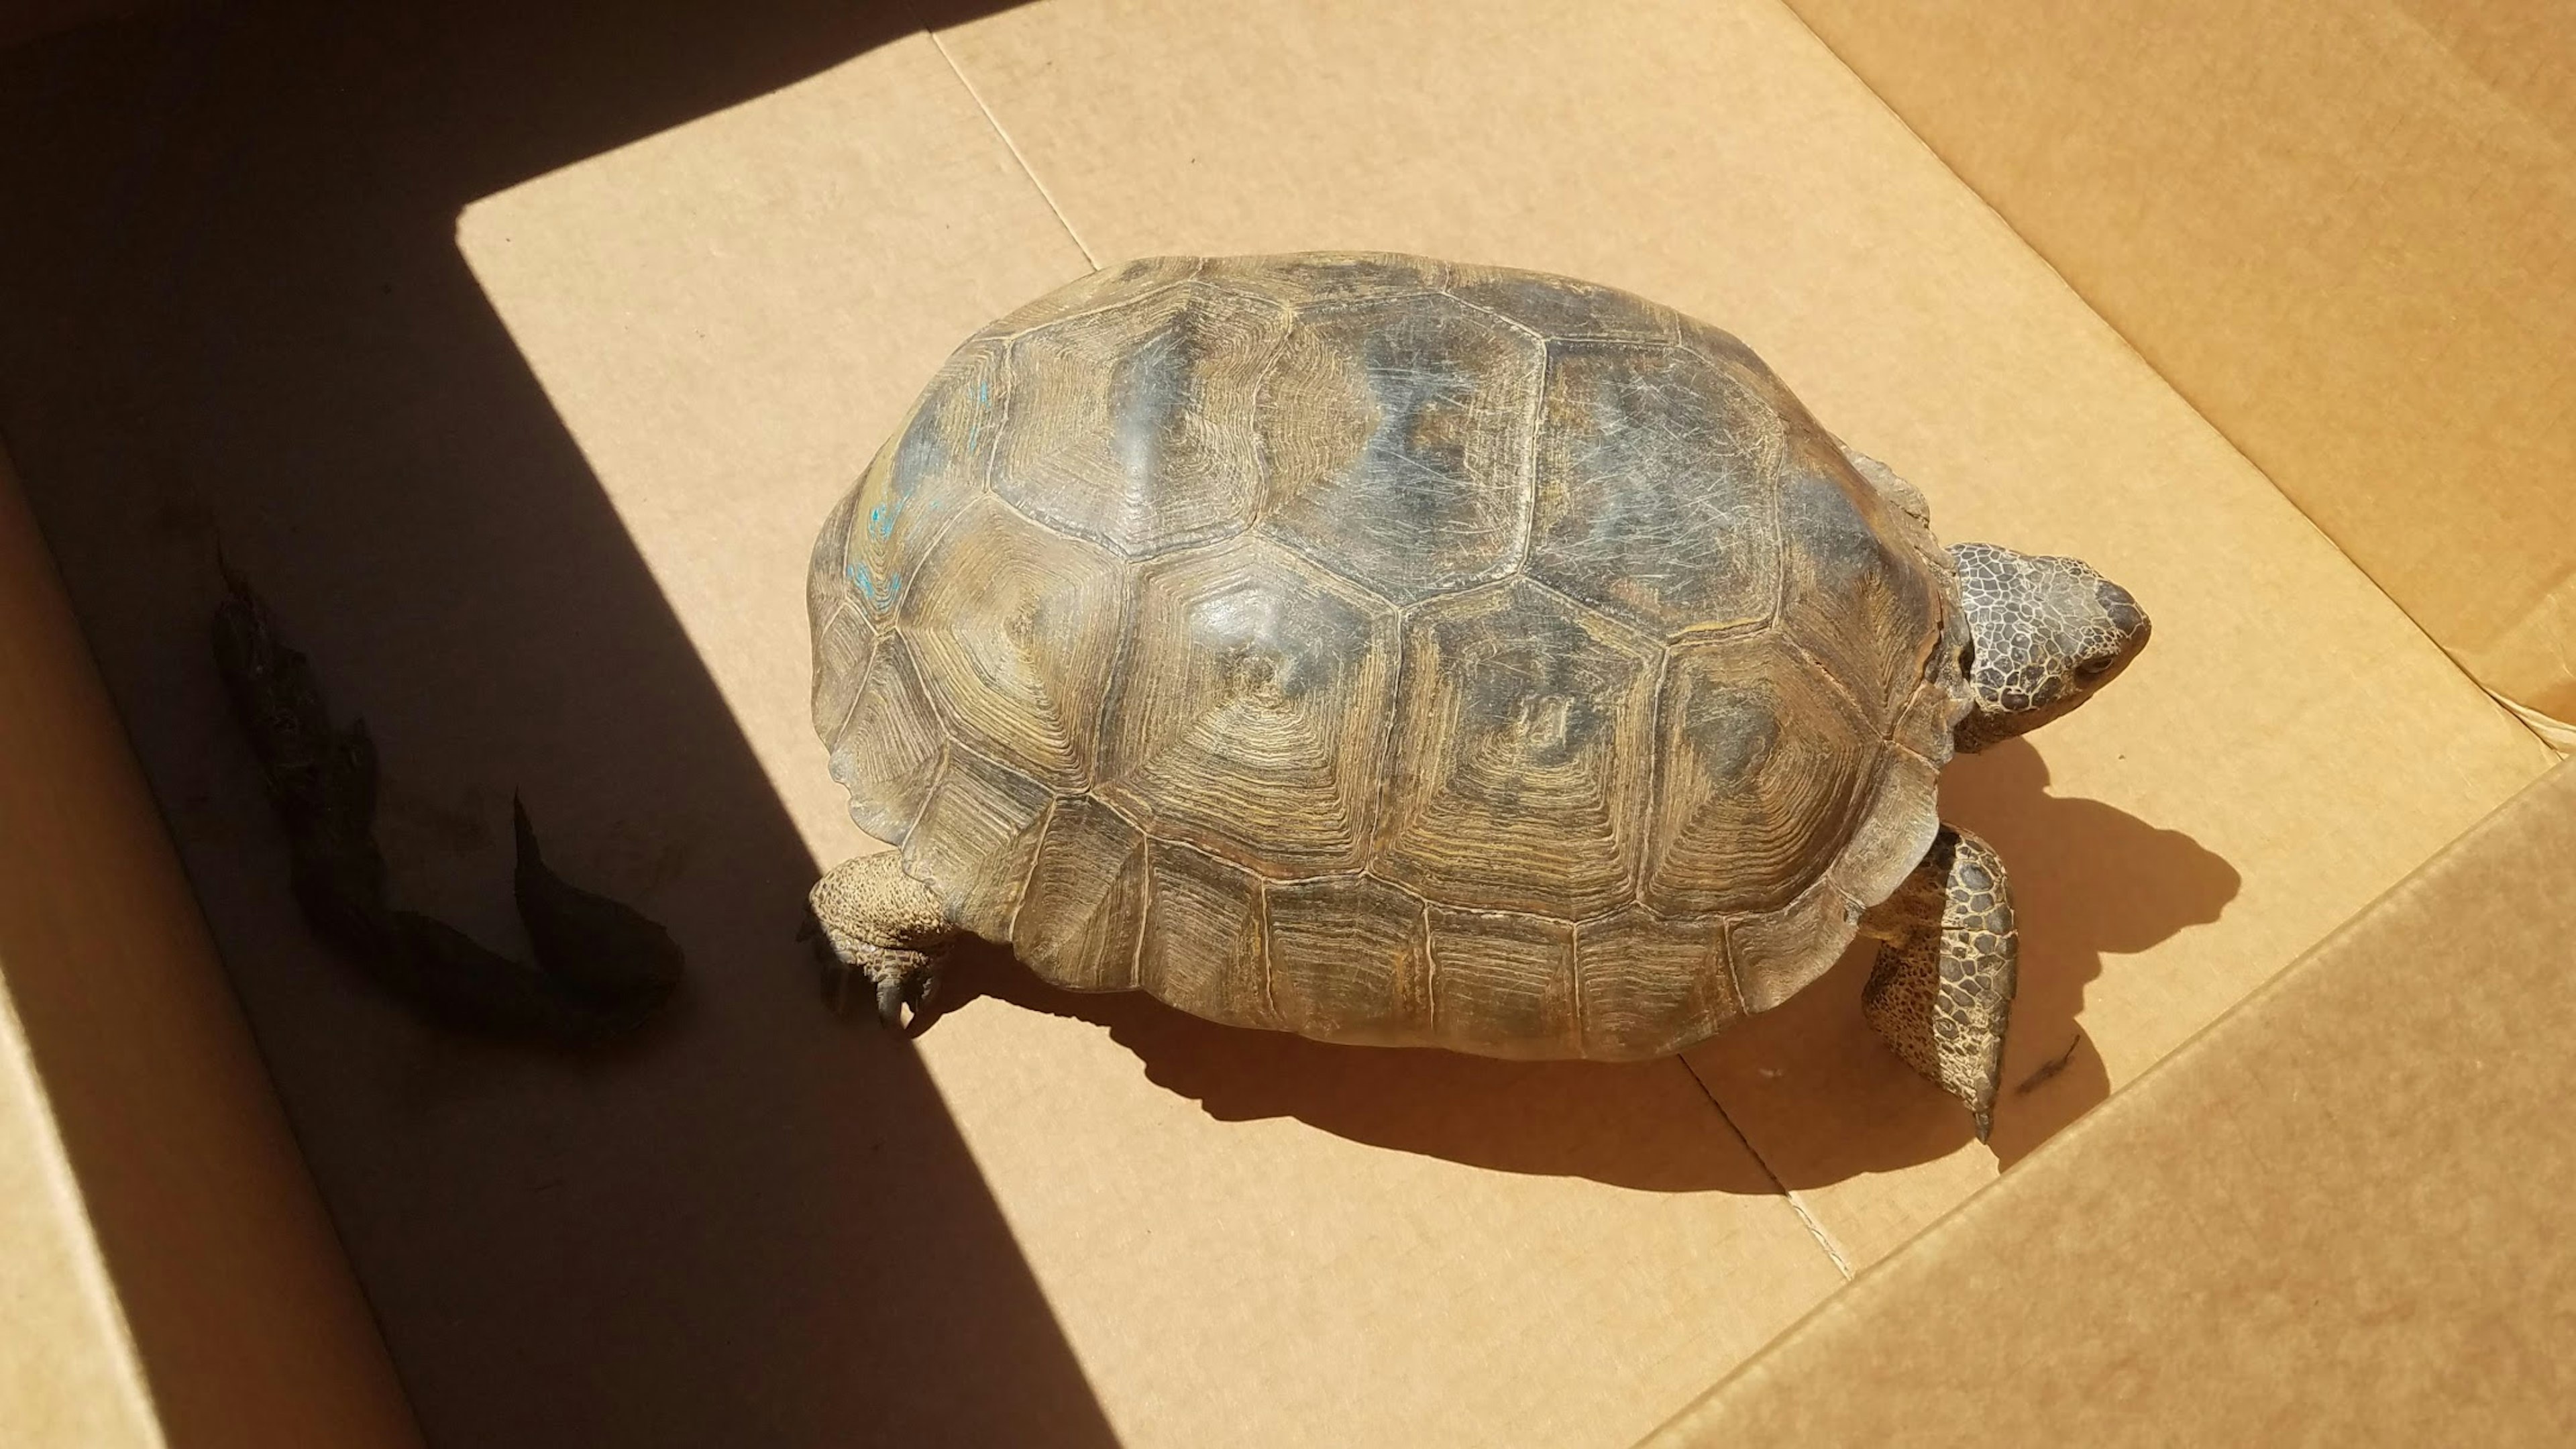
(1947, 541, 2150, 753)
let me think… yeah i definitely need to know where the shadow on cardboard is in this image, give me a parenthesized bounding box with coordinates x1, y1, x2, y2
(0, 5, 1116, 1448)
(924, 736, 2241, 1192)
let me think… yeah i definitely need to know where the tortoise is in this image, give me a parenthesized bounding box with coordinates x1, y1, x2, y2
(803, 252, 2148, 1137)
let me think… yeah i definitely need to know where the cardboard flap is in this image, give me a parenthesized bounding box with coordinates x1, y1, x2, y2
(0, 445, 420, 1447)
(1643, 759, 2576, 1445)
(1782, 0, 2576, 734)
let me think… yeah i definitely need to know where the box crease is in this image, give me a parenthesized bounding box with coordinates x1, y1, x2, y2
(928, 26, 1099, 269)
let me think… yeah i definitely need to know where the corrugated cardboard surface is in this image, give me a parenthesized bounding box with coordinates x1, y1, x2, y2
(1780, 0, 2576, 731)
(1648, 759, 2576, 1446)
(0, 1, 2559, 1444)
(0, 445, 419, 1446)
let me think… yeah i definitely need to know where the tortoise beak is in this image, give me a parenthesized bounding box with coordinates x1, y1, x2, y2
(2079, 578, 2151, 681)
(2097, 578, 2149, 645)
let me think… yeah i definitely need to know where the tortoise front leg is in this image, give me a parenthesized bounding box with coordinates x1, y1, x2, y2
(806, 853, 958, 1028)
(1857, 823, 2019, 1140)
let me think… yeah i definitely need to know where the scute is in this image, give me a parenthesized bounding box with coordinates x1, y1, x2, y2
(898, 495, 1127, 790)
(1202, 252, 1448, 307)
(806, 486, 861, 643)
(1530, 340, 1784, 639)
(987, 256, 1201, 335)
(994, 280, 1289, 557)
(1375, 580, 1659, 918)
(1136, 841, 1274, 1030)
(823, 633, 943, 848)
(1645, 633, 1876, 918)
(1264, 874, 1433, 1044)
(1256, 291, 1541, 601)
(1834, 749, 1943, 914)
(1426, 908, 1578, 1059)
(1444, 264, 1680, 344)
(1574, 909, 1739, 1060)
(903, 748, 1053, 939)
(1774, 429, 1944, 720)
(809, 599, 873, 751)
(1727, 873, 1857, 1014)
(1097, 538, 1398, 875)
(806, 476, 874, 746)
(842, 340, 1001, 622)
(1014, 796, 1147, 992)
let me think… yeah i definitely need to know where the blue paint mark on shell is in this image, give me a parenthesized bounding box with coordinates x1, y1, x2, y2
(847, 558, 902, 608)
(965, 376, 991, 454)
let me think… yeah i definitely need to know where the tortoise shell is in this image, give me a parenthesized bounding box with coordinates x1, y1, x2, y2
(807, 253, 1970, 1061)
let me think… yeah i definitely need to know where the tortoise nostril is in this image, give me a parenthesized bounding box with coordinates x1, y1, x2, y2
(2095, 579, 2148, 639)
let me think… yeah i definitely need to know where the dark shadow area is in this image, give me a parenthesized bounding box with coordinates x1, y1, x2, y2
(1684, 735, 2241, 1183)
(0, 5, 1122, 1447)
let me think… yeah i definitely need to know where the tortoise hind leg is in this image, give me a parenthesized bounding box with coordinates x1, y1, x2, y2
(1858, 823, 2019, 1141)
(807, 853, 958, 1028)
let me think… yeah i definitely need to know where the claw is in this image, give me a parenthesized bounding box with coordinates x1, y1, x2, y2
(873, 971, 906, 1029)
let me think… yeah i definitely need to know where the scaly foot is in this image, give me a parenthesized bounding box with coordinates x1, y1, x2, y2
(1858, 823, 2019, 1140)
(806, 853, 956, 1028)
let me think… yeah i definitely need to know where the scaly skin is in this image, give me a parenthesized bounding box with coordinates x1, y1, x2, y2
(1860, 826, 2018, 1141)
(808, 852, 955, 1026)
(1949, 541, 2151, 752)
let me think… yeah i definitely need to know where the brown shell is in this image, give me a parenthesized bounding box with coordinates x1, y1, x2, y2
(808, 253, 1969, 1061)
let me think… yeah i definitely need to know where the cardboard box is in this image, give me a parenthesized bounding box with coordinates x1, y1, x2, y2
(1784, 0, 2576, 744)
(1, 1, 2566, 1444)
